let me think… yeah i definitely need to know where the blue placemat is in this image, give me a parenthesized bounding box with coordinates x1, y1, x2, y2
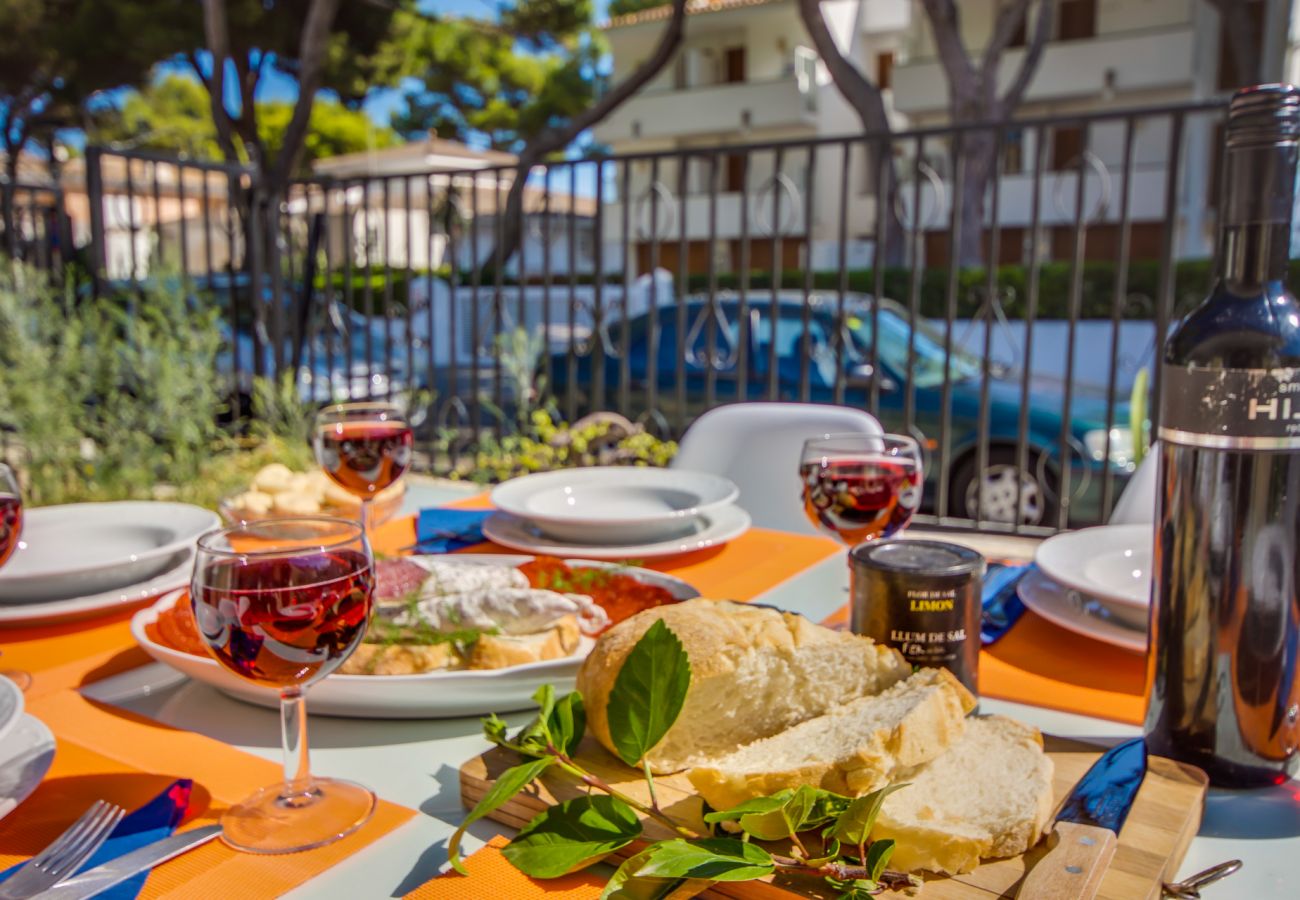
(412, 507, 493, 553)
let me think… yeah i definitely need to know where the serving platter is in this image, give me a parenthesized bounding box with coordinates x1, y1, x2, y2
(0, 502, 217, 603)
(461, 734, 1208, 899)
(131, 555, 700, 719)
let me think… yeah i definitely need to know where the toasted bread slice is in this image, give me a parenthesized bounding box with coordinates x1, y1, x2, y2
(467, 614, 581, 669)
(687, 667, 975, 809)
(340, 641, 458, 675)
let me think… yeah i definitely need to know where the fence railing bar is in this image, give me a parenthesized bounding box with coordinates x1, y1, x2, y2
(1100, 116, 1138, 519)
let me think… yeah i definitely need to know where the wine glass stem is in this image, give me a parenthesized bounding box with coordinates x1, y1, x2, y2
(279, 687, 314, 806)
(359, 498, 371, 534)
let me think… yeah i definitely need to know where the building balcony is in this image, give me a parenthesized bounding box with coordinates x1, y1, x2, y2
(594, 76, 818, 145)
(892, 26, 1198, 115)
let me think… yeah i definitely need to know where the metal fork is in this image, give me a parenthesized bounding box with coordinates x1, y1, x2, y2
(0, 800, 125, 900)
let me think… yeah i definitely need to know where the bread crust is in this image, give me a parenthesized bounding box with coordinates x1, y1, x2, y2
(469, 615, 581, 669)
(576, 599, 911, 772)
(686, 668, 975, 809)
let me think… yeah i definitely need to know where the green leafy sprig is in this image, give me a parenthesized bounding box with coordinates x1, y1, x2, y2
(447, 623, 922, 897)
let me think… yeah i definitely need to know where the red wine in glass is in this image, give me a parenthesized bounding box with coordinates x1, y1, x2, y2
(0, 493, 21, 569)
(191, 517, 376, 854)
(316, 421, 413, 496)
(191, 549, 373, 688)
(800, 434, 923, 546)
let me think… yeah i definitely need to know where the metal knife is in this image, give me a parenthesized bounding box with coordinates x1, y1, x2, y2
(34, 825, 222, 900)
(1018, 737, 1147, 899)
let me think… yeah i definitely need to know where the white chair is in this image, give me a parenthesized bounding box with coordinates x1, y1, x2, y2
(671, 402, 883, 534)
(1108, 443, 1158, 525)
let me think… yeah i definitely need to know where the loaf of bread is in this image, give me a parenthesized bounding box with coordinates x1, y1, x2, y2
(687, 667, 976, 810)
(576, 599, 912, 773)
(871, 715, 1055, 874)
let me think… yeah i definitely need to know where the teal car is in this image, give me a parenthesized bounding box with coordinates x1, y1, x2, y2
(550, 291, 1140, 526)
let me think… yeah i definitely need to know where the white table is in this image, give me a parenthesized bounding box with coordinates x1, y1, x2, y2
(78, 484, 1294, 897)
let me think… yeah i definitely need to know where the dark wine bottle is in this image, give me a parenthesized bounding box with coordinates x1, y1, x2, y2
(1146, 84, 1300, 787)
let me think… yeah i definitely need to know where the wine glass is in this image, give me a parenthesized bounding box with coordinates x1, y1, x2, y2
(0, 464, 31, 691)
(800, 433, 923, 546)
(313, 402, 413, 533)
(191, 516, 375, 853)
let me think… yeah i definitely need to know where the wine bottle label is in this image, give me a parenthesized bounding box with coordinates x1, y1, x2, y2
(1160, 363, 1300, 448)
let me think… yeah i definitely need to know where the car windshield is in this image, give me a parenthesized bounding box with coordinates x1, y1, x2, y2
(841, 305, 981, 388)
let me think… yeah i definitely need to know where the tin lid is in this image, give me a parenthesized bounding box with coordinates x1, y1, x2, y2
(850, 539, 984, 577)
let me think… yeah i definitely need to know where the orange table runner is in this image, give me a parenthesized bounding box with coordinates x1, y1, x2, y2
(820, 601, 1146, 725)
(0, 690, 412, 897)
(2, 608, 153, 700)
(405, 836, 602, 899)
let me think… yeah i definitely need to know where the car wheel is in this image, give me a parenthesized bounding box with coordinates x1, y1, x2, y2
(950, 448, 1057, 526)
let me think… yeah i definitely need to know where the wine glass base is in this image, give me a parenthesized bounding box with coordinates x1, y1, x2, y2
(220, 777, 375, 854)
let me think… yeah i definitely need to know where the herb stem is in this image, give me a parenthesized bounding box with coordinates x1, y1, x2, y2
(770, 855, 918, 890)
(641, 758, 660, 812)
(551, 752, 697, 840)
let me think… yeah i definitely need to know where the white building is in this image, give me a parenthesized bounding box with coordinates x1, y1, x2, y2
(597, 0, 1300, 271)
(594, 0, 913, 275)
(308, 136, 598, 277)
(892, 0, 1298, 263)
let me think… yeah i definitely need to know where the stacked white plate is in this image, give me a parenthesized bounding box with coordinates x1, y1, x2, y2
(0, 501, 219, 628)
(485, 467, 750, 560)
(0, 676, 55, 822)
(1023, 524, 1151, 653)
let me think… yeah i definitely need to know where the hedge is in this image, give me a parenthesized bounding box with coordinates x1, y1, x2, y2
(312, 258, 1300, 321)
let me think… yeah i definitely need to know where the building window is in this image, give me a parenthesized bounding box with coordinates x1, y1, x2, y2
(1051, 125, 1085, 171)
(724, 46, 746, 83)
(876, 52, 894, 90)
(1057, 0, 1097, 42)
(724, 154, 746, 193)
(1001, 129, 1025, 175)
(1217, 0, 1264, 90)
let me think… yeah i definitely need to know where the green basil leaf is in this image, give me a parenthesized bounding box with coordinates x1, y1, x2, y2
(798, 836, 840, 868)
(547, 691, 586, 756)
(600, 845, 695, 900)
(867, 839, 895, 883)
(829, 878, 879, 899)
(606, 619, 691, 766)
(503, 794, 642, 878)
(482, 713, 510, 748)
(632, 838, 774, 882)
(448, 756, 554, 874)
(702, 791, 792, 825)
(827, 783, 909, 846)
(783, 785, 822, 832)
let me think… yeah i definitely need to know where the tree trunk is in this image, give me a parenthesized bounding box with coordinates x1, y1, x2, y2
(474, 0, 690, 280)
(953, 129, 1000, 268)
(794, 0, 906, 267)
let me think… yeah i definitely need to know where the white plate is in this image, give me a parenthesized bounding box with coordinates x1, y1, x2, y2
(0, 502, 218, 603)
(131, 556, 699, 719)
(0, 714, 56, 823)
(491, 467, 739, 545)
(1034, 524, 1151, 614)
(482, 504, 752, 560)
(0, 551, 194, 628)
(0, 676, 22, 748)
(1018, 568, 1147, 653)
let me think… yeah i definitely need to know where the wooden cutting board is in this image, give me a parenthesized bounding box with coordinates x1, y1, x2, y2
(460, 735, 1208, 899)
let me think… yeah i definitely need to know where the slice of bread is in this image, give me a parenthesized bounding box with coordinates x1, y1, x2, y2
(687, 667, 976, 810)
(340, 641, 457, 675)
(468, 614, 581, 669)
(871, 715, 1055, 875)
(577, 599, 912, 773)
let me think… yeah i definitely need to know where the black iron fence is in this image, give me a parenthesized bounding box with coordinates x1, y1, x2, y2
(4, 97, 1234, 534)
